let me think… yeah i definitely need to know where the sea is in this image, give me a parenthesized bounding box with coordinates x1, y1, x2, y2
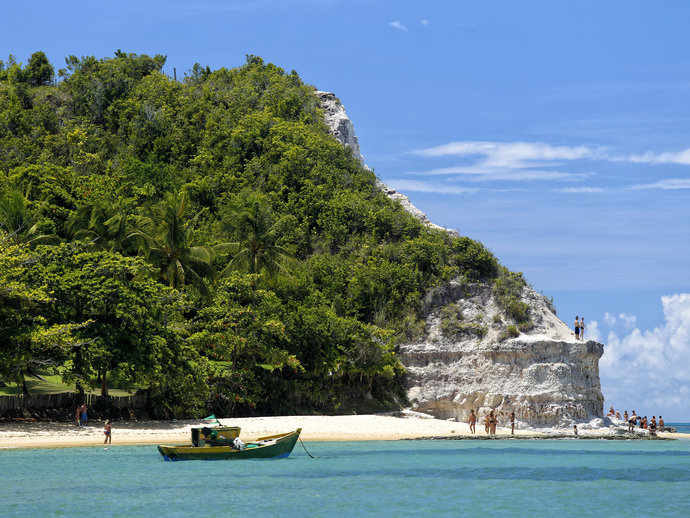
(2, 424, 690, 517)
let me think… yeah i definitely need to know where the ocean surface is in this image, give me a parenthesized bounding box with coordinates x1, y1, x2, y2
(2, 427, 690, 517)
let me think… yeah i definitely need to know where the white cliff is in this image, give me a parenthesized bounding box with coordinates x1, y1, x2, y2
(399, 280, 604, 428)
(315, 90, 605, 428)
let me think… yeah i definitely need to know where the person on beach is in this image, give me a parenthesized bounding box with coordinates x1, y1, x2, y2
(469, 409, 476, 434)
(649, 416, 657, 436)
(573, 425, 578, 436)
(607, 406, 615, 417)
(623, 410, 628, 422)
(615, 411, 620, 419)
(642, 416, 648, 429)
(75, 404, 81, 426)
(574, 316, 580, 340)
(580, 318, 586, 340)
(80, 403, 88, 426)
(510, 412, 515, 435)
(659, 416, 665, 432)
(628, 411, 638, 433)
(103, 420, 112, 444)
(484, 414, 490, 435)
(488, 411, 497, 435)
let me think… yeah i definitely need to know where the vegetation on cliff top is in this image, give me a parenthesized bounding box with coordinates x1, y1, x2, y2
(0, 51, 511, 417)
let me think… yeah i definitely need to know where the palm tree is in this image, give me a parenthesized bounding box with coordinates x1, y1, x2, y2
(133, 191, 214, 297)
(220, 192, 293, 280)
(66, 198, 137, 254)
(0, 186, 58, 246)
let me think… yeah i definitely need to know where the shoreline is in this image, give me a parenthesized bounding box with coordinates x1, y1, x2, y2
(1, 415, 688, 450)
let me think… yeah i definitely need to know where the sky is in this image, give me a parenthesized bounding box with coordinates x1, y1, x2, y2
(3, 0, 690, 421)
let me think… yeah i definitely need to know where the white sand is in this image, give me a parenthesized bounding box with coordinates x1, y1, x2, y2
(1, 414, 686, 449)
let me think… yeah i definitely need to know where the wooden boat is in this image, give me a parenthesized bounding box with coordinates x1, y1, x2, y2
(158, 427, 302, 461)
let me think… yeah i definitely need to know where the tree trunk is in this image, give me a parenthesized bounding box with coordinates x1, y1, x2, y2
(20, 371, 29, 396)
(100, 369, 108, 397)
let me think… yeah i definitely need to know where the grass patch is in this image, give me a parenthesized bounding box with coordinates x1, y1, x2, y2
(0, 371, 142, 397)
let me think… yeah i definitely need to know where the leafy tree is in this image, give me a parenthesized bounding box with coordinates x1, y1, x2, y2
(0, 185, 58, 246)
(133, 191, 214, 297)
(220, 191, 292, 281)
(0, 234, 79, 394)
(25, 51, 54, 87)
(191, 273, 300, 416)
(27, 243, 207, 401)
(66, 198, 136, 254)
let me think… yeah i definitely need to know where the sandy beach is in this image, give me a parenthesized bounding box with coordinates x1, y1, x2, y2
(1, 413, 688, 449)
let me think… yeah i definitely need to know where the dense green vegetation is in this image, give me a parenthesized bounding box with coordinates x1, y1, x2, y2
(0, 51, 510, 417)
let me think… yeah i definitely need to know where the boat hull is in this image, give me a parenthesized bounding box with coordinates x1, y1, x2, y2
(158, 429, 301, 461)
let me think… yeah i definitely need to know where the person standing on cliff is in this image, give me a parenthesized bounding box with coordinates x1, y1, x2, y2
(659, 415, 665, 431)
(469, 409, 477, 434)
(580, 318, 587, 340)
(574, 316, 580, 340)
(628, 411, 638, 432)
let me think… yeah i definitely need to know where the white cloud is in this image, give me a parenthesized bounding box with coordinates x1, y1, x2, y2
(384, 179, 478, 194)
(410, 165, 592, 182)
(411, 141, 600, 165)
(584, 319, 602, 342)
(604, 312, 616, 326)
(405, 139, 690, 188)
(553, 186, 604, 193)
(625, 148, 690, 165)
(618, 313, 637, 329)
(421, 19, 429, 26)
(599, 293, 690, 421)
(407, 141, 602, 182)
(389, 21, 408, 31)
(631, 178, 690, 190)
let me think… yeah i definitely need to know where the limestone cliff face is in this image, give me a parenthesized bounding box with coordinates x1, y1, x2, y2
(399, 281, 604, 427)
(315, 90, 605, 427)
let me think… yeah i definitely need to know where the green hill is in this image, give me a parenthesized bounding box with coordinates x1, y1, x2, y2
(0, 51, 502, 418)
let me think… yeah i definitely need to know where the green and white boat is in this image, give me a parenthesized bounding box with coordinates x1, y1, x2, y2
(158, 426, 302, 461)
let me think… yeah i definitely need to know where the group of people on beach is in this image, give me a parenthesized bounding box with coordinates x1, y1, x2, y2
(608, 406, 664, 436)
(75, 402, 112, 444)
(574, 316, 587, 340)
(468, 409, 516, 435)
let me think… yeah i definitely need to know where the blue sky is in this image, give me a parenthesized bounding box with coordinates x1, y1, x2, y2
(3, 1, 690, 420)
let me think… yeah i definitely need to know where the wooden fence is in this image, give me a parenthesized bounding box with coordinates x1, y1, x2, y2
(0, 392, 148, 412)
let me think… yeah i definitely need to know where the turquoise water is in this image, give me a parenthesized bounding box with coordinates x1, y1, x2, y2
(2, 438, 690, 517)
